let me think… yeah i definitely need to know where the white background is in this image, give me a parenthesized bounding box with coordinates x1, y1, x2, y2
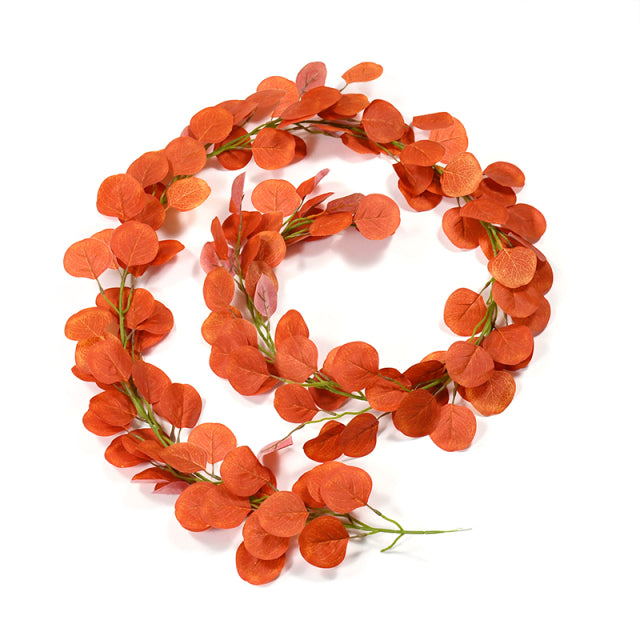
(2, 1, 639, 638)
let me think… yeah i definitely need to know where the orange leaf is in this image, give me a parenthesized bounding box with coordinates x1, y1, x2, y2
(292, 470, 326, 509)
(199, 484, 252, 528)
(203, 266, 236, 310)
(476, 178, 517, 207)
(155, 382, 202, 429)
(64, 238, 113, 279)
(279, 86, 341, 123)
(110, 221, 159, 267)
(136, 301, 173, 335)
(492, 280, 544, 317)
(428, 117, 468, 163)
(298, 515, 349, 568)
(235, 542, 286, 585)
(394, 163, 434, 196)
(440, 152, 483, 197)
(430, 404, 477, 451)
(226, 345, 272, 396)
(214, 126, 252, 170)
(160, 442, 208, 474)
(303, 421, 345, 462)
(65, 307, 114, 341)
(242, 511, 290, 561)
(412, 112, 454, 130)
(255, 76, 299, 117)
(123, 288, 155, 329)
(442, 207, 483, 249)
(201, 307, 242, 344)
(338, 413, 378, 457)
(309, 211, 353, 237)
(353, 193, 401, 240)
(134, 194, 166, 230)
(398, 182, 443, 211)
(331, 341, 379, 392)
(131, 360, 171, 404)
(399, 140, 445, 167)
(188, 422, 237, 464)
(362, 99, 406, 143)
(131, 467, 176, 485)
(329, 93, 370, 117)
(104, 434, 147, 468)
(223, 210, 261, 245)
(251, 179, 301, 216)
(189, 105, 234, 144)
(392, 389, 441, 437)
(89, 389, 137, 426)
(504, 204, 547, 243)
(241, 230, 286, 270)
(464, 370, 516, 416)
(511, 296, 551, 336)
(341, 132, 380, 155)
(82, 409, 123, 437)
(274, 310, 309, 348)
(256, 491, 308, 537)
(251, 128, 296, 169)
(319, 463, 372, 513)
(151, 239, 184, 266)
(127, 151, 169, 188)
(341, 61, 383, 84)
(208, 318, 258, 378)
(86, 334, 132, 384)
(482, 324, 534, 366)
(445, 341, 494, 388)
(122, 428, 164, 461)
(304, 461, 344, 505)
(365, 369, 410, 412)
(96, 174, 146, 219)
(165, 176, 211, 211)
(488, 247, 537, 288)
(483, 161, 525, 188)
(274, 335, 318, 382)
(273, 383, 319, 423)
(460, 198, 509, 225)
(443, 288, 488, 337)
(220, 445, 271, 497)
(164, 136, 207, 176)
(174, 482, 214, 532)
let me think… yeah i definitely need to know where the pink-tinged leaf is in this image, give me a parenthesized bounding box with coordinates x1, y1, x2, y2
(153, 480, 190, 495)
(253, 273, 278, 318)
(296, 61, 327, 94)
(230, 172, 246, 213)
(259, 436, 294, 457)
(200, 241, 221, 273)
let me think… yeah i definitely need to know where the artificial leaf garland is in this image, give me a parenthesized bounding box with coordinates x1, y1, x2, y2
(64, 61, 551, 585)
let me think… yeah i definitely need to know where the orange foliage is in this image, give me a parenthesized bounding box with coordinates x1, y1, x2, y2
(66, 61, 553, 585)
